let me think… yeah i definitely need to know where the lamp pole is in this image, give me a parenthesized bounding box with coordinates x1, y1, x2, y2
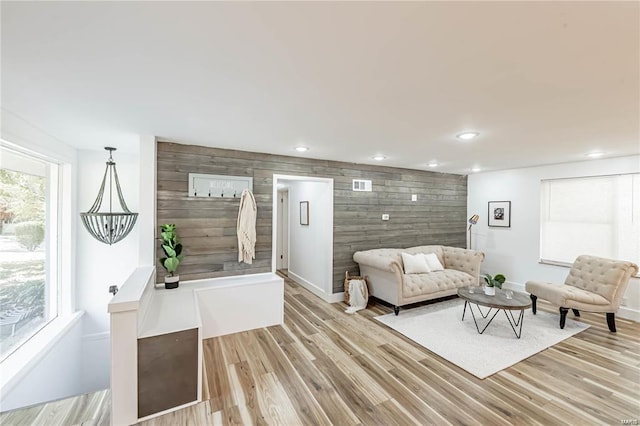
(468, 214, 479, 250)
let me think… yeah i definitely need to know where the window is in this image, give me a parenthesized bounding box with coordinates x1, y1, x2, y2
(540, 174, 640, 265)
(0, 146, 60, 360)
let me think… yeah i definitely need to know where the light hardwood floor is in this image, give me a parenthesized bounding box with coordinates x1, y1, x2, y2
(142, 274, 639, 425)
(0, 389, 110, 425)
(2, 274, 639, 425)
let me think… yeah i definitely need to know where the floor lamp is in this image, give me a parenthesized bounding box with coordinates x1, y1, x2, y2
(468, 214, 479, 249)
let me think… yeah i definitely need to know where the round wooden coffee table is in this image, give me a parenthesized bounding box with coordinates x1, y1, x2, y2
(457, 286, 532, 338)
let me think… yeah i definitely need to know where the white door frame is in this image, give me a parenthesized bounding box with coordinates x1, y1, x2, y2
(272, 174, 338, 302)
(276, 190, 289, 270)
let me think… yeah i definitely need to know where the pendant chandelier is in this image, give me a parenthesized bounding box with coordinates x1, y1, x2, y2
(80, 147, 138, 245)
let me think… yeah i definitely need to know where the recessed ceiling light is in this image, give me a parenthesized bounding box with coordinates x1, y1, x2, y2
(427, 162, 438, 167)
(586, 151, 604, 158)
(373, 155, 386, 161)
(471, 167, 481, 172)
(457, 132, 479, 140)
(295, 146, 309, 152)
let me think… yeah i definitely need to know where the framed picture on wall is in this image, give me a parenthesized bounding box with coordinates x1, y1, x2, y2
(488, 201, 511, 227)
(300, 201, 309, 225)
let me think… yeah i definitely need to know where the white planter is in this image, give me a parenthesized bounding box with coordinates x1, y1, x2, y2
(164, 275, 179, 289)
(484, 286, 495, 296)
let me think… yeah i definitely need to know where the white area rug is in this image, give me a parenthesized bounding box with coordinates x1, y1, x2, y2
(375, 298, 589, 379)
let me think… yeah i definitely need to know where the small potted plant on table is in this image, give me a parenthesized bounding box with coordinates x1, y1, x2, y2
(483, 273, 505, 296)
(160, 224, 184, 289)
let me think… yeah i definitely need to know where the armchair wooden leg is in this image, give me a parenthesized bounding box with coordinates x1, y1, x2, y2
(530, 294, 537, 315)
(393, 306, 400, 316)
(572, 309, 580, 317)
(559, 307, 569, 329)
(606, 312, 616, 332)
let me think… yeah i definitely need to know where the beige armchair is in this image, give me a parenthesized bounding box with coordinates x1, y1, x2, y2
(526, 255, 638, 332)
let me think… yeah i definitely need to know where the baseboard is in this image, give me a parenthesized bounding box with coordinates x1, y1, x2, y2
(503, 280, 638, 322)
(326, 292, 346, 304)
(287, 271, 338, 303)
(503, 281, 526, 293)
(618, 306, 640, 322)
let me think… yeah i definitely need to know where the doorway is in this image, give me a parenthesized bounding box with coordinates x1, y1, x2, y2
(276, 189, 289, 274)
(272, 175, 335, 302)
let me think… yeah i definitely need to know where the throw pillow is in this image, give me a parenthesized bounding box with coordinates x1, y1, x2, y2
(423, 253, 444, 271)
(401, 252, 431, 274)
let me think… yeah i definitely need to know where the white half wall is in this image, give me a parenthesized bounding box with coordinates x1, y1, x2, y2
(468, 155, 640, 320)
(195, 274, 284, 339)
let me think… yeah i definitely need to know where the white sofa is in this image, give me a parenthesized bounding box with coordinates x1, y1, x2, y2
(353, 245, 485, 314)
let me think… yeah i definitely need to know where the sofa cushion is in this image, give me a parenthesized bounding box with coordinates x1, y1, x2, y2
(402, 269, 475, 298)
(564, 255, 637, 302)
(442, 246, 485, 278)
(405, 246, 445, 267)
(526, 280, 610, 307)
(423, 253, 444, 271)
(401, 253, 431, 274)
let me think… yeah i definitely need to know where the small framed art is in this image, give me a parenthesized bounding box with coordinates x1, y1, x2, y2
(488, 201, 511, 227)
(300, 201, 309, 225)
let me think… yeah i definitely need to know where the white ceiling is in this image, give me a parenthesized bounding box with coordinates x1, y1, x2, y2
(2, 1, 639, 174)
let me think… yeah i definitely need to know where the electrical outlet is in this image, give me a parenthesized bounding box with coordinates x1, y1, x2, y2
(411, 194, 417, 201)
(382, 214, 390, 221)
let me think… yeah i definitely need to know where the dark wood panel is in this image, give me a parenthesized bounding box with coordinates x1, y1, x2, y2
(137, 328, 199, 419)
(156, 141, 467, 289)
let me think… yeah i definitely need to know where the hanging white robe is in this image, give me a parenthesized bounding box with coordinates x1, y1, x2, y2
(237, 189, 257, 264)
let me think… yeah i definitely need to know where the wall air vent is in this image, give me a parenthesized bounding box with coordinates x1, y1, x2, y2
(352, 179, 372, 192)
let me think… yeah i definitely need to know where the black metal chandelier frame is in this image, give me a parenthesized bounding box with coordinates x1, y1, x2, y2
(80, 147, 138, 245)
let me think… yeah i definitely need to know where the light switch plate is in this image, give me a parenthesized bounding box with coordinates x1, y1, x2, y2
(382, 214, 390, 221)
(411, 194, 417, 201)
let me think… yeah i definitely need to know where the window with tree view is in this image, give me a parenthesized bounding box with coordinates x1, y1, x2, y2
(0, 147, 58, 359)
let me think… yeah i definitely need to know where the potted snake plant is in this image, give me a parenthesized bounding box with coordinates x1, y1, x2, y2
(483, 273, 505, 296)
(160, 224, 184, 289)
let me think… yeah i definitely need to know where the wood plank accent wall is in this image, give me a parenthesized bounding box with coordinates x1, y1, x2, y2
(156, 141, 467, 292)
